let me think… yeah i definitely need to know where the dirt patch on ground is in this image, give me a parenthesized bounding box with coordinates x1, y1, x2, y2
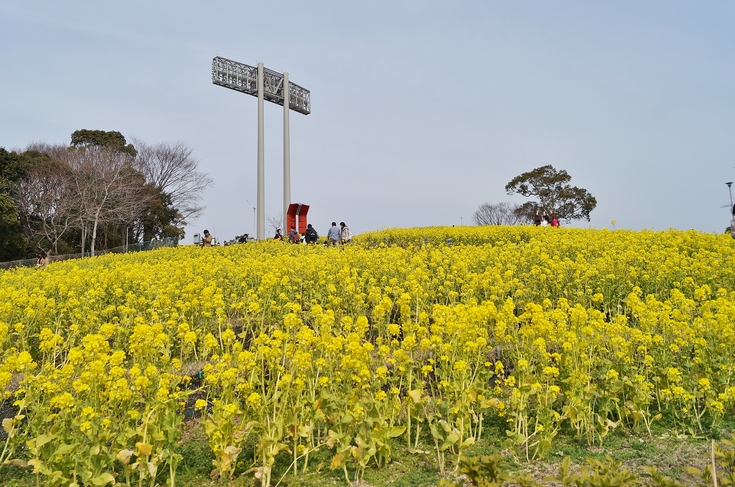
(490, 433, 716, 486)
(181, 416, 208, 443)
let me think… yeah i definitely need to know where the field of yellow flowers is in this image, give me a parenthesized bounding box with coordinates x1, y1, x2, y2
(0, 226, 734, 487)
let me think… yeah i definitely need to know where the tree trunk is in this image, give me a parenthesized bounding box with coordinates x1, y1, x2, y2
(81, 223, 86, 255)
(91, 215, 99, 256)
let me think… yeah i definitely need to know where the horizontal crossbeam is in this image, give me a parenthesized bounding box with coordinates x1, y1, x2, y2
(212, 56, 311, 115)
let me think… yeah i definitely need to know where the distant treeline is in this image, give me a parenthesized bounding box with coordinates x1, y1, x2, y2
(0, 129, 211, 261)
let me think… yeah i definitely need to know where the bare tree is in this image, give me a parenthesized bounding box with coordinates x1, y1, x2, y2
(66, 146, 151, 256)
(473, 202, 524, 226)
(266, 212, 284, 238)
(27, 140, 184, 254)
(14, 150, 76, 254)
(131, 138, 213, 222)
(25, 142, 70, 161)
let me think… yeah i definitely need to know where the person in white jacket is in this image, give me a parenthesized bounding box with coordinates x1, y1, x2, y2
(340, 222, 352, 244)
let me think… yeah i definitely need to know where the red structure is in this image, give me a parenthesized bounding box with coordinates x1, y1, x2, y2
(286, 203, 310, 235)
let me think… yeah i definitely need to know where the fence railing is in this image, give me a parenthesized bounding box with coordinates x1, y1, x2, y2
(0, 237, 179, 271)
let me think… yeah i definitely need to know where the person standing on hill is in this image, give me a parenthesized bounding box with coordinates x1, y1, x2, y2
(201, 230, 213, 247)
(327, 222, 340, 246)
(340, 222, 352, 244)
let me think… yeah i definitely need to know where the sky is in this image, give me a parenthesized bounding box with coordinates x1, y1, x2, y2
(2, 1, 735, 243)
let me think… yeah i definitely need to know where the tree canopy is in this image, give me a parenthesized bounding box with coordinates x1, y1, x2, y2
(70, 129, 137, 157)
(505, 165, 597, 222)
(0, 148, 29, 260)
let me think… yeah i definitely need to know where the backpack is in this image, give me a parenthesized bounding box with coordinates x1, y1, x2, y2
(306, 227, 318, 240)
(291, 231, 300, 243)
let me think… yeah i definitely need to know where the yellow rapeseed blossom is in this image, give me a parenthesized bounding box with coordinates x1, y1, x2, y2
(0, 226, 734, 477)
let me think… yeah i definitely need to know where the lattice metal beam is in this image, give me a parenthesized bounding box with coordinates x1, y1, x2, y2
(212, 56, 311, 115)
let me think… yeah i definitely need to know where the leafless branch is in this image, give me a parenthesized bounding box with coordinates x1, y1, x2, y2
(473, 202, 523, 226)
(131, 138, 213, 221)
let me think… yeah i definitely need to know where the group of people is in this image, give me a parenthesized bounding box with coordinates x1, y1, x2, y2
(202, 231, 251, 247)
(533, 210, 559, 227)
(326, 221, 352, 246)
(274, 221, 352, 245)
(202, 221, 354, 247)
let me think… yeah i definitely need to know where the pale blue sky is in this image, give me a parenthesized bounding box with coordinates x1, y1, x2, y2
(2, 1, 735, 242)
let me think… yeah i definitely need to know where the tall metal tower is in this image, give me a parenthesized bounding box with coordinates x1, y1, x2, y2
(212, 56, 311, 240)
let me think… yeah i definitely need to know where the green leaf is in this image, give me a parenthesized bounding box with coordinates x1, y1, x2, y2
(33, 433, 56, 448)
(560, 456, 571, 475)
(341, 412, 354, 424)
(298, 424, 312, 437)
(54, 443, 76, 456)
(243, 420, 260, 433)
(350, 445, 363, 461)
(445, 431, 459, 445)
(88, 472, 115, 486)
(460, 437, 475, 448)
(440, 432, 460, 451)
(407, 389, 422, 403)
(330, 451, 347, 469)
(328, 429, 345, 441)
(387, 426, 406, 438)
(27, 458, 50, 475)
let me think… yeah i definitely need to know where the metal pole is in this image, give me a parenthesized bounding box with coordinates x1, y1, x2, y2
(283, 72, 291, 223)
(257, 62, 265, 240)
(727, 182, 733, 214)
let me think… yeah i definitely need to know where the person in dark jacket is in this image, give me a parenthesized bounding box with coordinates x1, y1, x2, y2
(305, 224, 319, 244)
